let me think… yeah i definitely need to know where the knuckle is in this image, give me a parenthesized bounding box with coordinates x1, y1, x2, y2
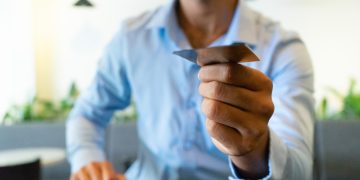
(262, 76, 273, 91)
(223, 65, 235, 82)
(211, 81, 224, 98)
(206, 100, 220, 119)
(199, 83, 206, 96)
(247, 128, 262, 139)
(244, 140, 257, 153)
(206, 119, 217, 135)
(259, 100, 275, 117)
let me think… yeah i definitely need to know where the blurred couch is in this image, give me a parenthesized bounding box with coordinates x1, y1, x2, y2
(1, 121, 360, 180)
(0, 122, 138, 180)
(314, 120, 360, 180)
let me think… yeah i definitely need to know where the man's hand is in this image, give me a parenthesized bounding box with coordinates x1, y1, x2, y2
(70, 161, 125, 180)
(198, 63, 274, 178)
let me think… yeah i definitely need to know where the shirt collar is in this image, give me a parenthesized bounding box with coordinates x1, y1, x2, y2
(146, 0, 176, 30)
(146, 0, 258, 48)
(224, 1, 258, 48)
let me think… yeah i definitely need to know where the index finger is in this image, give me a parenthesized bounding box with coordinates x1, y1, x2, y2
(86, 162, 101, 180)
(198, 63, 271, 91)
(100, 162, 116, 180)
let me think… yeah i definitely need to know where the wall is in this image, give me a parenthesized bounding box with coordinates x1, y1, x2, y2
(1, 0, 359, 116)
(0, 0, 35, 117)
(51, 0, 360, 103)
(49, 0, 167, 98)
(247, 0, 360, 103)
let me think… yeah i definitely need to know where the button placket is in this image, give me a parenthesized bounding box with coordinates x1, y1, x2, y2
(182, 64, 200, 150)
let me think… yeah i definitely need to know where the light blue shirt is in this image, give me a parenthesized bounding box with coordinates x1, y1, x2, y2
(66, 1, 315, 179)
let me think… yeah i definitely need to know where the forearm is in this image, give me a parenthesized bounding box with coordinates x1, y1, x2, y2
(66, 116, 107, 172)
(229, 128, 313, 180)
(230, 129, 270, 179)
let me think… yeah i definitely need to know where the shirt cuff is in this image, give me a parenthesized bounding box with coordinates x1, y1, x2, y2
(228, 128, 288, 180)
(68, 148, 106, 173)
(66, 117, 107, 173)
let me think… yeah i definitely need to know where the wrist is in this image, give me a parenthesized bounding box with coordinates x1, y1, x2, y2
(230, 128, 270, 178)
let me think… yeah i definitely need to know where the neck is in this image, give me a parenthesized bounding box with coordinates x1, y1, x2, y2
(177, 0, 238, 48)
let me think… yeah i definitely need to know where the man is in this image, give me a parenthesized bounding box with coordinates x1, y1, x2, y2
(67, 0, 314, 179)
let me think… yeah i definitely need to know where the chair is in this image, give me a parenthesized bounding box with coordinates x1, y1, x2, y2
(0, 159, 41, 180)
(314, 120, 360, 179)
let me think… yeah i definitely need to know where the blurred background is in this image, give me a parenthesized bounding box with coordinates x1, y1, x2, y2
(0, 0, 360, 179)
(1, 0, 360, 122)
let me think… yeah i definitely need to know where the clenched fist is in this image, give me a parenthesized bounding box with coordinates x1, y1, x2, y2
(71, 161, 125, 180)
(198, 63, 274, 178)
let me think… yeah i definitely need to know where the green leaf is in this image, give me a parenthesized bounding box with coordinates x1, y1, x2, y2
(22, 103, 33, 121)
(327, 87, 343, 101)
(68, 81, 80, 98)
(317, 79, 360, 121)
(319, 97, 328, 120)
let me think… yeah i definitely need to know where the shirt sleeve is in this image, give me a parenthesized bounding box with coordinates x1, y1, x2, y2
(66, 26, 132, 173)
(229, 40, 315, 179)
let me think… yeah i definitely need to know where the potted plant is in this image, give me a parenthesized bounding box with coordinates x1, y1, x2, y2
(1, 82, 137, 125)
(314, 79, 360, 179)
(0, 82, 138, 179)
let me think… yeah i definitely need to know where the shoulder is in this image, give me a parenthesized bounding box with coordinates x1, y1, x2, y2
(118, 5, 165, 36)
(245, 5, 312, 79)
(122, 9, 158, 32)
(247, 7, 303, 59)
(105, 6, 162, 50)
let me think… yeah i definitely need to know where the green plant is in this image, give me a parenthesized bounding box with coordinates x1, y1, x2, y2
(317, 79, 360, 120)
(112, 101, 137, 124)
(2, 82, 80, 124)
(1, 82, 137, 125)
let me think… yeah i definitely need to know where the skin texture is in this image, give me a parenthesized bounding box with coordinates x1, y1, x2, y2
(70, 161, 125, 180)
(198, 64, 273, 178)
(177, 0, 238, 48)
